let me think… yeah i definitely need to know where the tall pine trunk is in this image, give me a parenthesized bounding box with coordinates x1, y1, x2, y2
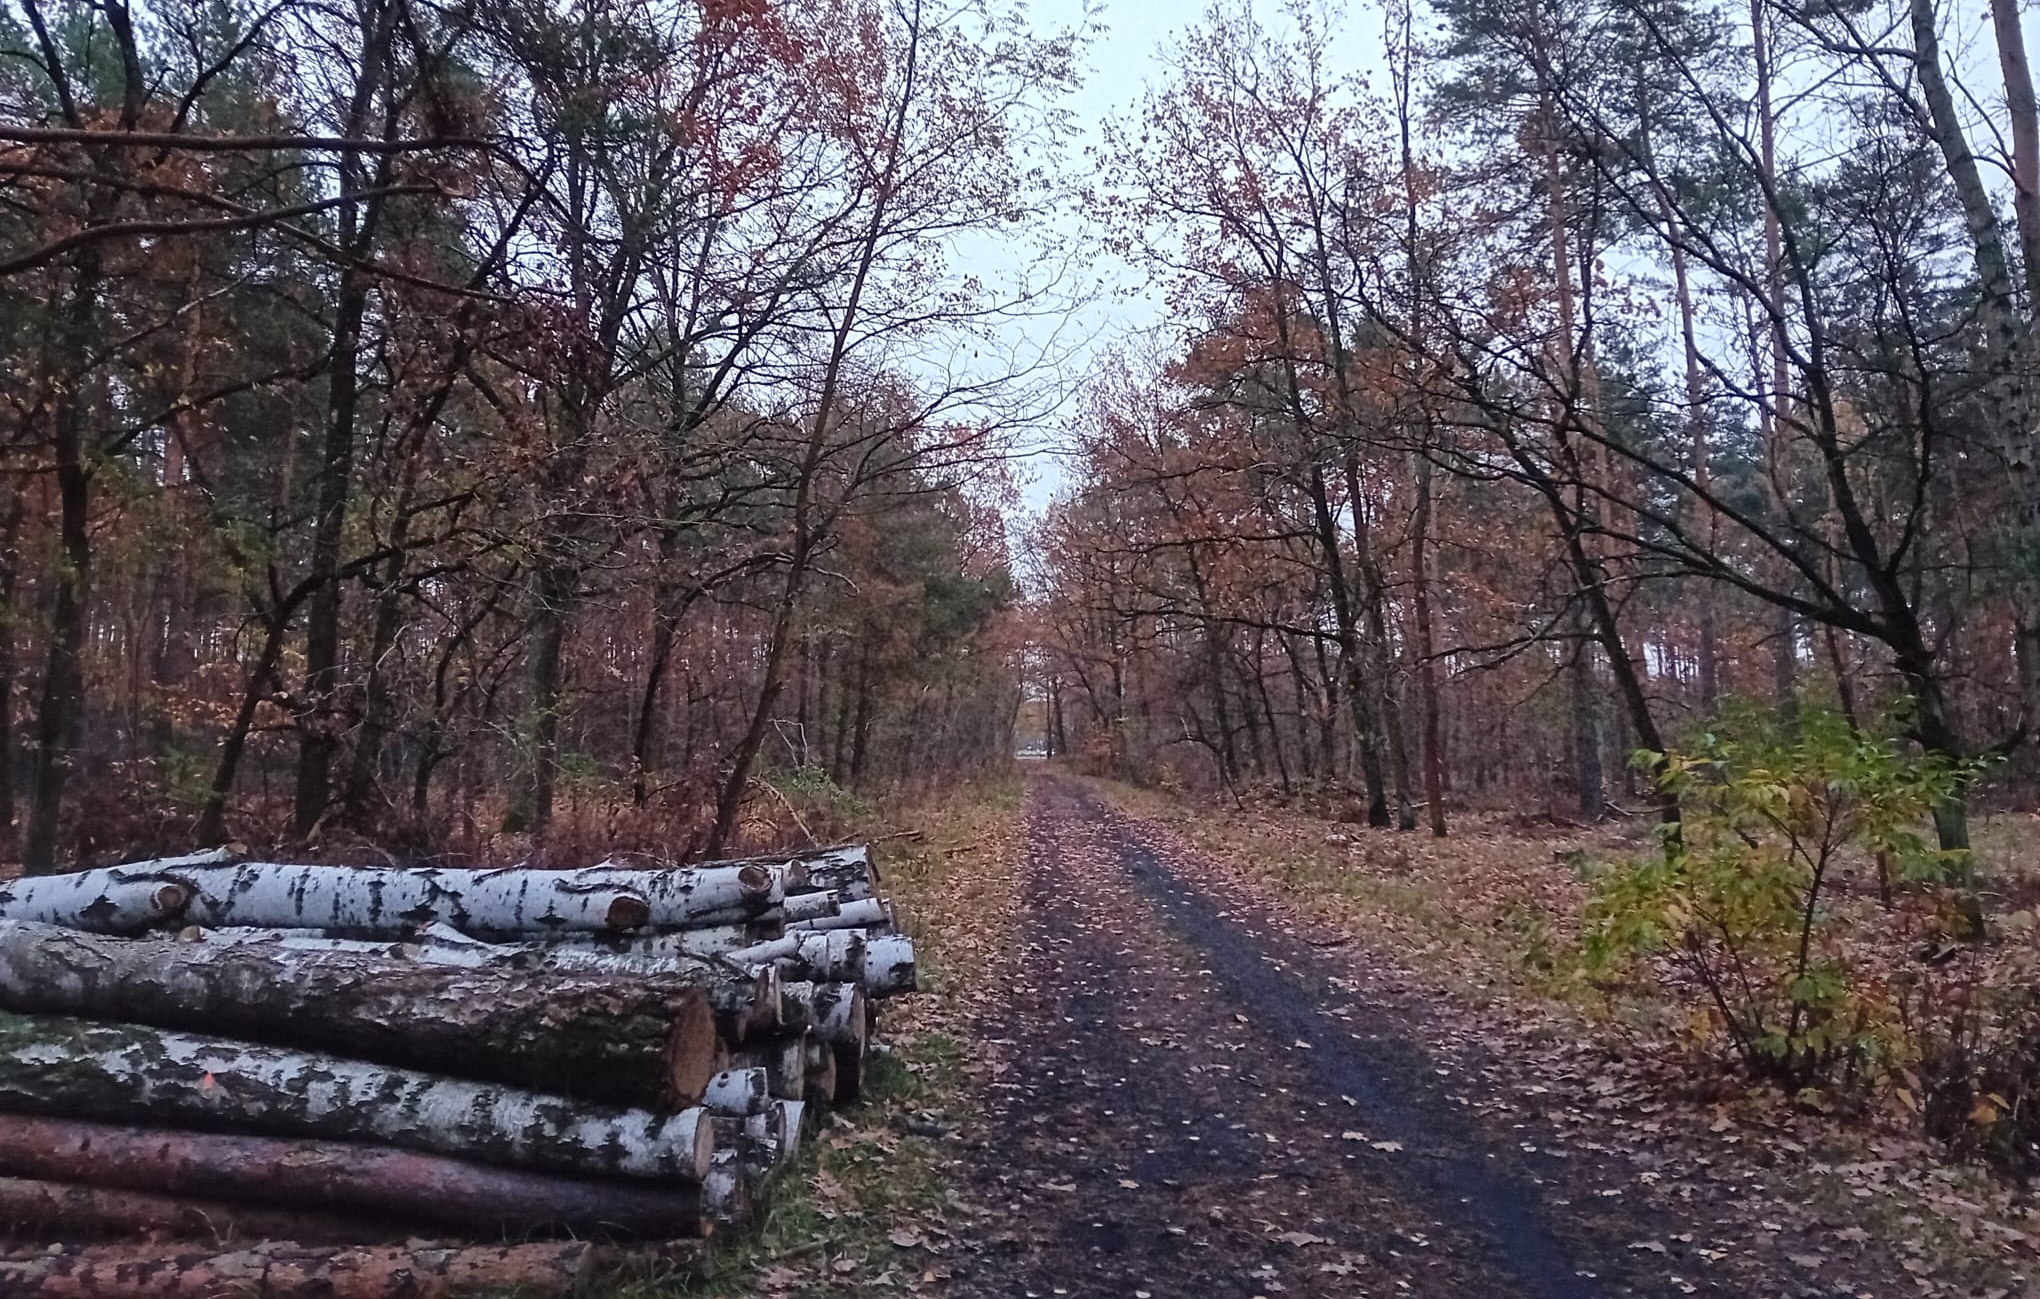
(24, 250, 105, 872)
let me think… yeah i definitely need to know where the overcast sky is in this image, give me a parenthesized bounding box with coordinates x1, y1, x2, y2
(995, 0, 1387, 518)
(1000, 0, 1187, 515)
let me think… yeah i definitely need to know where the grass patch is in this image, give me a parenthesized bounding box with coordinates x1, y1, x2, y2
(1093, 777, 1609, 1003)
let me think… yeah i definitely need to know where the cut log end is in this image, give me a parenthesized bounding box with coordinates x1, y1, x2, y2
(603, 895, 653, 931)
(685, 1107, 717, 1183)
(664, 989, 719, 1107)
(150, 883, 192, 918)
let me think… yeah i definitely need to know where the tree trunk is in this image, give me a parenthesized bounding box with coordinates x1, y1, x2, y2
(339, 455, 427, 822)
(0, 1013, 713, 1182)
(1754, 0, 1801, 720)
(1343, 454, 1415, 830)
(775, 981, 867, 1047)
(1411, 451, 1447, 837)
(632, 589, 681, 808)
(710, 549, 808, 856)
(1567, 619, 1605, 823)
(293, 9, 399, 838)
(0, 1240, 596, 1299)
(1988, 0, 2040, 753)
(1656, 144, 1717, 712)
(22, 259, 102, 873)
(1304, 463, 1390, 825)
(0, 489, 22, 840)
(0, 922, 718, 1108)
(0, 1174, 404, 1245)
(0, 1115, 708, 1239)
(196, 603, 296, 846)
(509, 560, 577, 838)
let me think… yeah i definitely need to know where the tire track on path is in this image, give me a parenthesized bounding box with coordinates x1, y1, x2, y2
(938, 776, 1621, 1299)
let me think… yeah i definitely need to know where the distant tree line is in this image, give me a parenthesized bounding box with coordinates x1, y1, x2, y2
(1035, 0, 2040, 850)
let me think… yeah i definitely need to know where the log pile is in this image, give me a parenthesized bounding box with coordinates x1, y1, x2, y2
(0, 844, 912, 1295)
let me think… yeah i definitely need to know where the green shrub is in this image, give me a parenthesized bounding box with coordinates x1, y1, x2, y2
(1578, 704, 1979, 1089)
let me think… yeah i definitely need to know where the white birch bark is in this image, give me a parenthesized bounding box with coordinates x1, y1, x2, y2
(6, 856, 803, 937)
(803, 1037, 838, 1102)
(779, 981, 867, 1046)
(581, 861, 784, 923)
(729, 929, 914, 995)
(788, 897, 892, 932)
(782, 891, 841, 923)
(702, 1067, 771, 1116)
(0, 1013, 714, 1182)
(862, 934, 917, 998)
(0, 871, 196, 935)
(701, 1150, 750, 1223)
(780, 846, 876, 901)
(0, 921, 719, 1107)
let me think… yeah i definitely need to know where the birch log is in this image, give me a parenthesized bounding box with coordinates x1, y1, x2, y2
(547, 924, 780, 963)
(184, 927, 779, 1040)
(0, 1241, 595, 1299)
(579, 862, 784, 923)
(787, 897, 892, 933)
(0, 922, 718, 1107)
(702, 1067, 772, 1116)
(0, 871, 194, 936)
(0, 1175, 401, 1244)
(705, 1122, 781, 1183)
(778, 846, 878, 901)
(175, 863, 652, 934)
(728, 929, 916, 996)
(779, 982, 868, 1047)
(0, 1013, 713, 1182)
(781, 892, 842, 924)
(0, 1116, 707, 1238)
(701, 1152, 750, 1225)
(7, 847, 863, 937)
(862, 934, 917, 997)
(4, 859, 799, 937)
(726, 930, 865, 979)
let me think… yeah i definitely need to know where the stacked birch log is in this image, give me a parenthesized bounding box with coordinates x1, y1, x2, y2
(0, 844, 911, 1296)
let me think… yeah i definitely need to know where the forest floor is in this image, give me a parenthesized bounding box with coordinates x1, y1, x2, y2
(674, 771, 2040, 1298)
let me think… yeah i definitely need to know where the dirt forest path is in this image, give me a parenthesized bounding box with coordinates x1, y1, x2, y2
(925, 776, 1927, 1299)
